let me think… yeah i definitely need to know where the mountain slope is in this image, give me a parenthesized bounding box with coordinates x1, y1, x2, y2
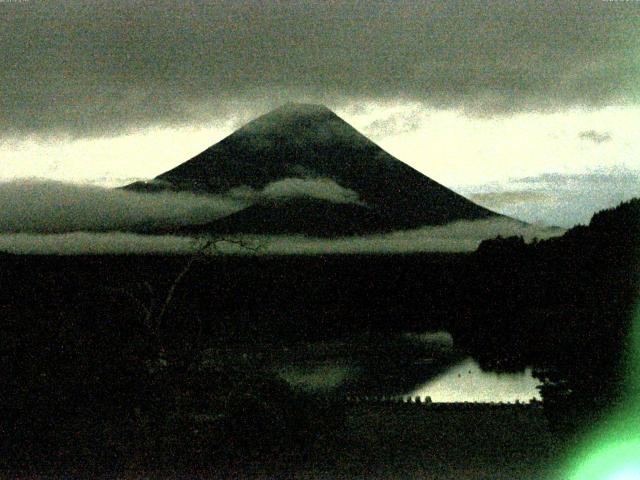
(127, 103, 499, 235)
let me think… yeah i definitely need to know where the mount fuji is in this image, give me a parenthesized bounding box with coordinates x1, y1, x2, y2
(126, 103, 500, 236)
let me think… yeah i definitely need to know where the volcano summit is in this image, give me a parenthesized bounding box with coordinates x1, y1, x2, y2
(127, 103, 498, 236)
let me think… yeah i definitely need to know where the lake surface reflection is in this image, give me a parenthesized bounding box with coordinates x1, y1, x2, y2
(404, 357, 542, 403)
(272, 332, 542, 402)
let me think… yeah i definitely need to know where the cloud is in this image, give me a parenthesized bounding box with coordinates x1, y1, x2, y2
(245, 219, 562, 255)
(258, 178, 363, 205)
(513, 170, 640, 188)
(0, 232, 198, 256)
(0, 178, 561, 255)
(469, 190, 552, 208)
(2, 1, 638, 139)
(465, 169, 640, 227)
(0, 218, 563, 256)
(0, 178, 362, 233)
(578, 130, 612, 143)
(362, 107, 428, 139)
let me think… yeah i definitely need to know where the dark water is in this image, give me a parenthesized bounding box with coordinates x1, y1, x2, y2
(270, 331, 541, 402)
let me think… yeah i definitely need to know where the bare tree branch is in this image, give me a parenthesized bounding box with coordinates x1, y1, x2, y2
(101, 234, 261, 350)
(153, 235, 261, 338)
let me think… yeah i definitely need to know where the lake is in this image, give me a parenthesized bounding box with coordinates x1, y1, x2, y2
(274, 331, 542, 402)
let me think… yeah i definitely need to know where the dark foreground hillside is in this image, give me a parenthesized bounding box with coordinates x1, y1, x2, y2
(12, 403, 565, 480)
(0, 252, 467, 345)
(0, 199, 638, 475)
(298, 403, 563, 480)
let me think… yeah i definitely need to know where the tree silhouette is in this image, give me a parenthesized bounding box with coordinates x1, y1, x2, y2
(458, 198, 640, 434)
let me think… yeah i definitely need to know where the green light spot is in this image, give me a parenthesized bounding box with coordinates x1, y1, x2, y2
(560, 302, 640, 479)
(567, 440, 640, 480)
(608, 466, 640, 480)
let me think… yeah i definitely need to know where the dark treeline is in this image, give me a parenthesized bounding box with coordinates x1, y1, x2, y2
(0, 251, 466, 472)
(456, 198, 640, 435)
(1, 199, 638, 472)
(0, 252, 470, 346)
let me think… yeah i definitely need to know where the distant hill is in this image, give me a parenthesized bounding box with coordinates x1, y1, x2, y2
(126, 103, 500, 236)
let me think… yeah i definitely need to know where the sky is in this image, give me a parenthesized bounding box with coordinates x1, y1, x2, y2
(2, 0, 640, 227)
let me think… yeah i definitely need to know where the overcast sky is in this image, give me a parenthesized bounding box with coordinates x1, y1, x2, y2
(2, 0, 640, 227)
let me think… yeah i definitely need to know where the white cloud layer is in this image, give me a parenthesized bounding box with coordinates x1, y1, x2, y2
(231, 178, 363, 205)
(245, 219, 562, 255)
(0, 178, 362, 233)
(0, 218, 562, 256)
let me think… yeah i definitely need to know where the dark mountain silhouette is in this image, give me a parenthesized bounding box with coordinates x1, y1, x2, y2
(126, 103, 499, 235)
(180, 200, 385, 237)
